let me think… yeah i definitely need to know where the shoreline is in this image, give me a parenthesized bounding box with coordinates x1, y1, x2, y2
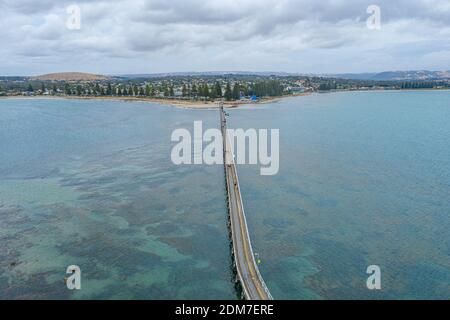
(1, 88, 448, 108)
(0, 93, 309, 109)
(326, 88, 450, 94)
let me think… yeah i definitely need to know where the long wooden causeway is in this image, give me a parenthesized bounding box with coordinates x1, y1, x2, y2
(220, 102, 273, 300)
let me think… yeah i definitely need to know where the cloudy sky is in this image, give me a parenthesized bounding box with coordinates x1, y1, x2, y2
(1, 0, 449, 75)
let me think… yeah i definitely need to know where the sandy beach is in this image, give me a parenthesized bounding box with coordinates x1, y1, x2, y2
(0, 93, 310, 109)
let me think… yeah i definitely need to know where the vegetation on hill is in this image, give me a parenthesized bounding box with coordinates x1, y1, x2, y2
(31, 72, 109, 81)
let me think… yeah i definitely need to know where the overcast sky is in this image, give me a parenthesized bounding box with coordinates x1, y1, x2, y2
(1, 0, 449, 75)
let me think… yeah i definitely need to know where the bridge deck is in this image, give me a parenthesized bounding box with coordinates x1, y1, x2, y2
(220, 104, 273, 300)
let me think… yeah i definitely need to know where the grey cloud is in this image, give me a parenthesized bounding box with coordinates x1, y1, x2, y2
(0, 0, 449, 74)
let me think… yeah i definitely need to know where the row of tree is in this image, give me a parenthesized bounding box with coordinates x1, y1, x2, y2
(21, 79, 285, 100)
(251, 80, 284, 97)
(318, 82, 338, 91)
(399, 82, 435, 89)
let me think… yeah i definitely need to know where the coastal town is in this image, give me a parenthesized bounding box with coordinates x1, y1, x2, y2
(1, 72, 449, 103)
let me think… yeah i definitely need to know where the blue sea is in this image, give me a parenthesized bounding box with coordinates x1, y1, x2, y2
(0, 91, 449, 299)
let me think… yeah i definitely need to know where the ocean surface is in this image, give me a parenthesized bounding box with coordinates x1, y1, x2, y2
(1, 91, 449, 299)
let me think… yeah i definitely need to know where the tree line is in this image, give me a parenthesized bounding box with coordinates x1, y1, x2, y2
(15, 79, 285, 100)
(399, 82, 435, 89)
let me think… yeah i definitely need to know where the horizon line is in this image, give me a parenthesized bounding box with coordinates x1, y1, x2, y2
(1, 68, 450, 78)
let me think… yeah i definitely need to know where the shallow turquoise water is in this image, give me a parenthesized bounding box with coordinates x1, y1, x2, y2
(229, 91, 450, 299)
(0, 99, 235, 299)
(1, 92, 449, 300)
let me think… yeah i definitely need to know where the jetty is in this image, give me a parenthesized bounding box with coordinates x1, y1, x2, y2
(220, 102, 273, 300)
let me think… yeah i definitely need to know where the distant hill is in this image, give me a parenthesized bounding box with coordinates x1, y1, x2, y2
(31, 72, 109, 81)
(116, 71, 295, 79)
(326, 73, 379, 80)
(371, 70, 450, 81)
(330, 70, 450, 81)
(21, 70, 450, 82)
(117, 70, 450, 81)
